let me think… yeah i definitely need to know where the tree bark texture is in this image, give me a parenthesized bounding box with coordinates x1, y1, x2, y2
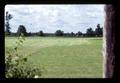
(104, 5, 120, 78)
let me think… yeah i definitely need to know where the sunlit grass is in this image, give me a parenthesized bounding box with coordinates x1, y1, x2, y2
(5, 37, 103, 78)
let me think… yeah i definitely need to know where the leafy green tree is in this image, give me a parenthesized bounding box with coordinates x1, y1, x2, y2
(17, 25, 27, 36)
(39, 30, 44, 36)
(71, 32, 75, 37)
(95, 24, 103, 37)
(5, 11, 13, 35)
(86, 28, 94, 37)
(55, 30, 64, 36)
(76, 31, 82, 37)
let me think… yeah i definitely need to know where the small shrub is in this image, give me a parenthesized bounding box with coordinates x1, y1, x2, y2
(5, 33, 42, 78)
(6, 63, 41, 78)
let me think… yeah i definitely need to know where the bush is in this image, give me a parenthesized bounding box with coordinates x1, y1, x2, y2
(55, 30, 64, 36)
(5, 63, 41, 78)
(5, 33, 42, 78)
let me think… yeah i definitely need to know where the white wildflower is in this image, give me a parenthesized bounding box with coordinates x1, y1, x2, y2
(34, 75, 39, 78)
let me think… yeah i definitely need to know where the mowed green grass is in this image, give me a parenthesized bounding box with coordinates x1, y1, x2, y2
(5, 37, 103, 78)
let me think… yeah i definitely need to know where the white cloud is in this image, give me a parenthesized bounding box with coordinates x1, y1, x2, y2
(5, 4, 105, 33)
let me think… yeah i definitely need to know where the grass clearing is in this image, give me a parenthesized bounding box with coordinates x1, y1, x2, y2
(5, 37, 103, 78)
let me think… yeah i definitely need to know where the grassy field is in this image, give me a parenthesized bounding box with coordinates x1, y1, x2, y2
(5, 37, 103, 78)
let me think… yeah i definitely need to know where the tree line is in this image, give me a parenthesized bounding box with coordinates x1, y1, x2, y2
(5, 11, 103, 37)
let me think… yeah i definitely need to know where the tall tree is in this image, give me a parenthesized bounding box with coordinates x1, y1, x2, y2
(39, 30, 44, 36)
(86, 27, 94, 37)
(5, 11, 13, 35)
(71, 32, 75, 37)
(17, 25, 27, 36)
(95, 24, 103, 37)
(55, 30, 64, 36)
(76, 31, 82, 37)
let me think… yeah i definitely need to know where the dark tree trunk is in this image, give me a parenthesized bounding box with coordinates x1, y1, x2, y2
(104, 5, 120, 78)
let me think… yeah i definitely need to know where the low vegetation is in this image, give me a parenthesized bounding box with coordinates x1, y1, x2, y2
(5, 34, 41, 78)
(5, 37, 102, 78)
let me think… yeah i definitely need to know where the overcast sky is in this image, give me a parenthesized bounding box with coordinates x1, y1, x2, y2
(5, 5, 105, 33)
